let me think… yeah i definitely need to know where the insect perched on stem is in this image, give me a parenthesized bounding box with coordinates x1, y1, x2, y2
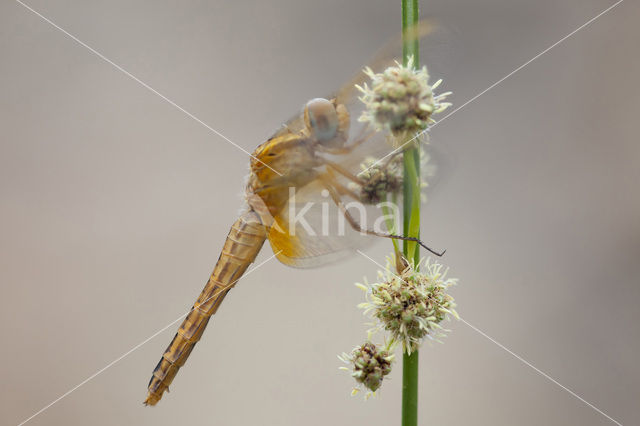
(144, 21, 449, 406)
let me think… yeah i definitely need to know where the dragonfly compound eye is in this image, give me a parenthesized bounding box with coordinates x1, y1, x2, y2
(304, 98, 338, 143)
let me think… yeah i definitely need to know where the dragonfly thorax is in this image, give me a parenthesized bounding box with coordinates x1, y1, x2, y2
(247, 97, 352, 221)
(247, 133, 319, 218)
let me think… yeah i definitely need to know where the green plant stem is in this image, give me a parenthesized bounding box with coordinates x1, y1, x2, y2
(401, 1, 420, 426)
(402, 350, 420, 426)
(382, 199, 400, 254)
(403, 148, 421, 262)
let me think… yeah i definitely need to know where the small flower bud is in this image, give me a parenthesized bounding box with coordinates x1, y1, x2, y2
(354, 155, 403, 204)
(338, 342, 395, 397)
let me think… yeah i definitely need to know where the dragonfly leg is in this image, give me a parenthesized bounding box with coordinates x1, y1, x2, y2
(315, 129, 376, 155)
(322, 161, 365, 186)
(319, 175, 445, 257)
(320, 141, 405, 188)
(325, 168, 361, 200)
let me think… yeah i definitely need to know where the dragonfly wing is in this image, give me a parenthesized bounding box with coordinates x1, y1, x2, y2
(269, 220, 363, 268)
(268, 179, 382, 268)
(265, 20, 454, 266)
(335, 20, 437, 109)
(270, 20, 438, 141)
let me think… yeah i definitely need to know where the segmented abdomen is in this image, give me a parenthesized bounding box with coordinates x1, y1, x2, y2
(145, 210, 267, 405)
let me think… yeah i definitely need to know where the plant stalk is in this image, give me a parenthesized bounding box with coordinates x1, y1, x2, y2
(401, 0, 420, 425)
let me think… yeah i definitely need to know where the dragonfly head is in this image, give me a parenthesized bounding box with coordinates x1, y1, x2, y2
(304, 98, 349, 148)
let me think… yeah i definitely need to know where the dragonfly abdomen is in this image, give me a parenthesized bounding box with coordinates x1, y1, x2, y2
(145, 209, 267, 405)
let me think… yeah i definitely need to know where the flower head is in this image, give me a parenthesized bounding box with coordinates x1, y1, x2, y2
(353, 148, 434, 206)
(356, 155, 403, 204)
(358, 255, 459, 353)
(357, 57, 451, 143)
(339, 342, 395, 397)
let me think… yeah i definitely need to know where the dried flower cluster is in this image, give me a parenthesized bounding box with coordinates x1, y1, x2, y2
(356, 155, 403, 204)
(357, 57, 451, 142)
(358, 256, 459, 353)
(338, 342, 394, 397)
(355, 147, 435, 206)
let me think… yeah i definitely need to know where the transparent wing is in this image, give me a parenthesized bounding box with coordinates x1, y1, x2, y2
(268, 179, 382, 268)
(266, 21, 454, 268)
(270, 20, 439, 140)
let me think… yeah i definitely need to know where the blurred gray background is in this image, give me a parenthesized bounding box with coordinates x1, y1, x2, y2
(1, 0, 638, 425)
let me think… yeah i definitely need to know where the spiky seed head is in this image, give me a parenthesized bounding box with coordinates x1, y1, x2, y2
(357, 56, 451, 146)
(358, 255, 459, 353)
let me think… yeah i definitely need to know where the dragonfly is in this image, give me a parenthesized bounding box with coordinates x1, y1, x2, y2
(144, 22, 446, 406)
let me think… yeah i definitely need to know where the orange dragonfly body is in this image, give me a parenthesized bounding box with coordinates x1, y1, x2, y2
(145, 23, 441, 406)
(145, 97, 385, 405)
